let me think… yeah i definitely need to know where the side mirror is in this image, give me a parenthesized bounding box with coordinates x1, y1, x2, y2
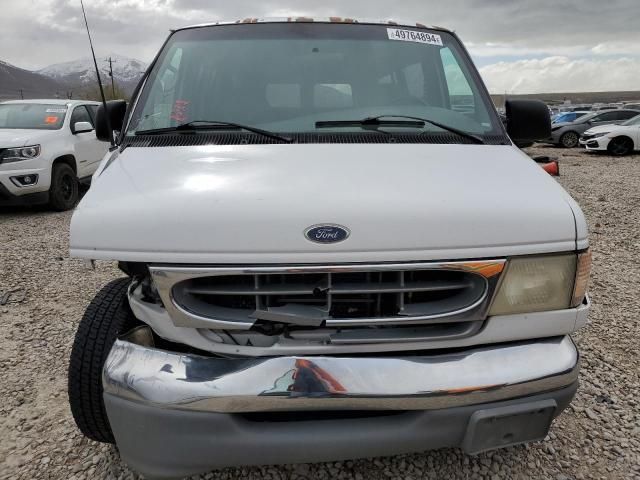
(505, 99, 551, 143)
(95, 100, 127, 142)
(73, 121, 93, 134)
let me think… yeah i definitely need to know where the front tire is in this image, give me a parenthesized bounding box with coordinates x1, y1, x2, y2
(560, 131, 579, 148)
(68, 278, 137, 443)
(607, 136, 634, 156)
(49, 163, 78, 211)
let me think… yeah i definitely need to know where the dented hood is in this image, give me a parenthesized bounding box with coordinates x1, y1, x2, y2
(70, 143, 583, 263)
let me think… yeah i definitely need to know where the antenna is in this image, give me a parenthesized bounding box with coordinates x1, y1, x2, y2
(80, 0, 114, 146)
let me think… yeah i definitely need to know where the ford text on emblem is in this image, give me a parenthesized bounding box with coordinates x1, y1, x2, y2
(305, 224, 350, 244)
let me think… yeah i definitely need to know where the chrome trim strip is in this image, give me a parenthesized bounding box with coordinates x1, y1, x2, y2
(103, 333, 578, 413)
(149, 260, 505, 330)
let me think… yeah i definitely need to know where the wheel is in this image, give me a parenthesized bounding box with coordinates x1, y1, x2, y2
(68, 278, 137, 443)
(559, 131, 579, 148)
(49, 163, 79, 211)
(607, 136, 633, 156)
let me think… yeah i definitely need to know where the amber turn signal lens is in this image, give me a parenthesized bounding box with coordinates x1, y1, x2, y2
(571, 249, 591, 307)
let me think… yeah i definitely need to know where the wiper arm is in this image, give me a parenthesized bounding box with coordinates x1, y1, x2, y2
(316, 115, 485, 144)
(135, 120, 292, 143)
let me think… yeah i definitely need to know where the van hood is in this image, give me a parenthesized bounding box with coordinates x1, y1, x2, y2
(70, 144, 584, 263)
(0, 129, 58, 147)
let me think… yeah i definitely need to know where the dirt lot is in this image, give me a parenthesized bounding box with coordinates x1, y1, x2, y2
(1, 146, 639, 480)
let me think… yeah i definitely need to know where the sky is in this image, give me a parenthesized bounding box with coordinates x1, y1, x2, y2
(1, 0, 639, 94)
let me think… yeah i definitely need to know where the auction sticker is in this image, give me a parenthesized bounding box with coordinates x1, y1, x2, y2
(387, 28, 443, 46)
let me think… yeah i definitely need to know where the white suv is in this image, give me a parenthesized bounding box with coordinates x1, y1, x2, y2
(0, 99, 108, 210)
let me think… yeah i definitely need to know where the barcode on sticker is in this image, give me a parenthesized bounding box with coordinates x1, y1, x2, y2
(387, 28, 443, 46)
(46, 108, 67, 113)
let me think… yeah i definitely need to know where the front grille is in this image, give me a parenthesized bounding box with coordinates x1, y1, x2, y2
(150, 262, 505, 335)
(175, 269, 486, 326)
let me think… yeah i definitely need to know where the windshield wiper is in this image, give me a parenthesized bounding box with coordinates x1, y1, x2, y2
(135, 120, 292, 143)
(316, 115, 485, 144)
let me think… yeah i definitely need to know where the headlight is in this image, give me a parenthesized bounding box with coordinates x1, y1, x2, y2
(0, 145, 41, 163)
(489, 252, 590, 316)
(592, 132, 610, 138)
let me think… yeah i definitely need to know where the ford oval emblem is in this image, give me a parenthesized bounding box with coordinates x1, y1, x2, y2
(305, 224, 350, 244)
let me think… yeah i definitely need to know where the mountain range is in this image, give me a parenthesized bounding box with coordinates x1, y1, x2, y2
(0, 55, 147, 101)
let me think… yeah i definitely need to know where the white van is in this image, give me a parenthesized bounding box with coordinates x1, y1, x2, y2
(67, 18, 590, 479)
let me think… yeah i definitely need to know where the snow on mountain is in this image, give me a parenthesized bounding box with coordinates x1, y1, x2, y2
(38, 54, 148, 87)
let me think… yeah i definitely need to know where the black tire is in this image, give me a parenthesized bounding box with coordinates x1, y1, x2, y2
(49, 163, 79, 211)
(559, 131, 579, 148)
(607, 136, 634, 156)
(68, 278, 137, 443)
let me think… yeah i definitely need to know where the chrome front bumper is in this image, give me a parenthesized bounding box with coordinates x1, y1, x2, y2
(103, 331, 579, 413)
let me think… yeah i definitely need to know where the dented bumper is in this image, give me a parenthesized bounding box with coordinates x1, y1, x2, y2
(103, 332, 578, 413)
(102, 332, 579, 478)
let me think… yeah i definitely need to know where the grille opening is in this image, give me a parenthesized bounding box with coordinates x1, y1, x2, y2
(174, 267, 487, 327)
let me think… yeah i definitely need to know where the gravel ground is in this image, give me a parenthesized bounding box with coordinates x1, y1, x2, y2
(1, 146, 639, 480)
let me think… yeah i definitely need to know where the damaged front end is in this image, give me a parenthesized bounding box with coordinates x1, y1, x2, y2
(120, 260, 509, 356)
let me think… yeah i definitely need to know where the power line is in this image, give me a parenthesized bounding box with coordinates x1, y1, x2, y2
(104, 56, 117, 98)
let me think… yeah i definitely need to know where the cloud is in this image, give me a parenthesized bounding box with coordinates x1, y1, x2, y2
(479, 56, 640, 94)
(1, 0, 639, 92)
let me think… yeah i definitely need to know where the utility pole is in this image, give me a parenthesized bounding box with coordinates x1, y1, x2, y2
(105, 57, 116, 98)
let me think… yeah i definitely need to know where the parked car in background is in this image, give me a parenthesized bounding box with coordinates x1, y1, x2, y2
(0, 99, 107, 210)
(545, 109, 640, 148)
(624, 103, 640, 111)
(558, 105, 592, 113)
(552, 111, 590, 124)
(580, 113, 640, 156)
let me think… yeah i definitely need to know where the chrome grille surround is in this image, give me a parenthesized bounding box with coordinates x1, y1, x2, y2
(149, 261, 505, 332)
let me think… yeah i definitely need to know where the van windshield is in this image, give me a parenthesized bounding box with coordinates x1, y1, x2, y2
(128, 23, 502, 141)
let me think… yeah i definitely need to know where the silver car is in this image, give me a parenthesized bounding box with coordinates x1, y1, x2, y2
(546, 109, 639, 148)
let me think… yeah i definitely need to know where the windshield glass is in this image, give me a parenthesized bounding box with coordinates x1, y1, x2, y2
(622, 114, 640, 126)
(553, 113, 576, 123)
(128, 23, 501, 139)
(0, 103, 67, 130)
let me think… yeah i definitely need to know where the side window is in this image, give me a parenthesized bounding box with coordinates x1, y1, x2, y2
(594, 112, 618, 122)
(85, 105, 98, 125)
(402, 63, 424, 99)
(70, 106, 92, 130)
(314, 84, 353, 109)
(440, 48, 474, 113)
(617, 110, 637, 120)
(136, 46, 183, 130)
